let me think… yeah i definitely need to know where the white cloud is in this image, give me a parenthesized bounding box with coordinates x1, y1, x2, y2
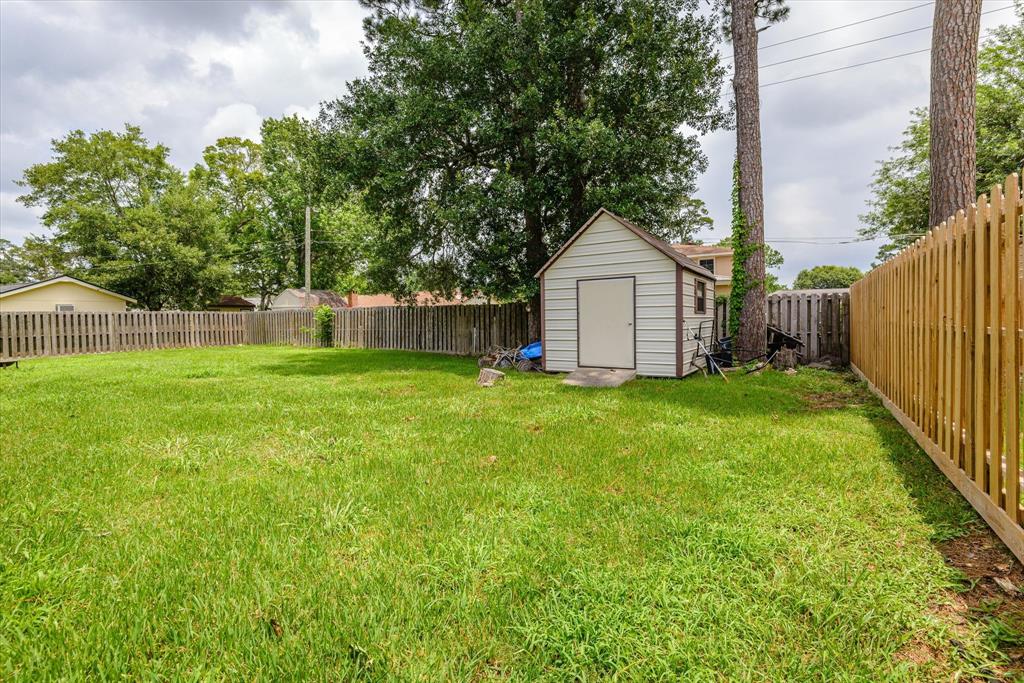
(201, 103, 264, 142)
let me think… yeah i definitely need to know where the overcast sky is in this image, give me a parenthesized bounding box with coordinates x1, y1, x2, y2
(0, 0, 1017, 285)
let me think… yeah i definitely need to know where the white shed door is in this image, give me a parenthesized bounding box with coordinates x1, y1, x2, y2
(577, 277, 635, 369)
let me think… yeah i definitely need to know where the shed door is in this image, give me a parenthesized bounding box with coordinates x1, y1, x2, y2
(577, 277, 635, 369)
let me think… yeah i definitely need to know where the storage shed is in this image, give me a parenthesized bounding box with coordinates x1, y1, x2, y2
(536, 209, 716, 378)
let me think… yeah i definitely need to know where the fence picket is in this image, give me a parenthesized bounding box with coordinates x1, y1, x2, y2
(851, 172, 1023, 561)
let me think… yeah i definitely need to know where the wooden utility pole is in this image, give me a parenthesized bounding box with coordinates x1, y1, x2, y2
(928, 0, 981, 228)
(732, 0, 767, 362)
(304, 200, 311, 309)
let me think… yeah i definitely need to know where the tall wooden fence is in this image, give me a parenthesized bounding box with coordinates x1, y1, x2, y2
(0, 310, 248, 360)
(767, 289, 850, 364)
(0, 303, 530, 361)
(851, 172, 1023, 561)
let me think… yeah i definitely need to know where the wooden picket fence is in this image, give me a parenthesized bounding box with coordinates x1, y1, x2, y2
(767, 289, 850, 364)
(850, 172, 1023, 561)
(0, 303, 530, 361)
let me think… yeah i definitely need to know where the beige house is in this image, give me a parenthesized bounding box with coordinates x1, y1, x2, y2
(537, 208, 715, 378)
(0, 275, 135, 312)
(671, 244, 733, 298)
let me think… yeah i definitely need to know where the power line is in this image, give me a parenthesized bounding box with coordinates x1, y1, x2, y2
(760, 20, 1004, 88)
(759, 5, 1012, 70)
(722, 1, 934, 61)
(759, 47, 931, 87)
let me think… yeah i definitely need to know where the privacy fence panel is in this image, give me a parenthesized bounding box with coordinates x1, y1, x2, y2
(767, 289, 850, 364)
(330, 303, 529, 355)
(0, 310, 248, 360)
(851, 172, 1023, 561)
(0, 303, 529, 360)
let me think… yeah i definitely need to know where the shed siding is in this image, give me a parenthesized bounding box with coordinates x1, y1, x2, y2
(543, 215, 678, 377)
(679, 271, 715, 373)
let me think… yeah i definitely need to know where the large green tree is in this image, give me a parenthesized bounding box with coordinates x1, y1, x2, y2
(190, 137, 290, 308)
(861, 7, 1022, 260)
(15, 125, 232, 309)
(262, 116, 372, 298)
(326, 0, 727, 333)
(792, 265, 862, 290)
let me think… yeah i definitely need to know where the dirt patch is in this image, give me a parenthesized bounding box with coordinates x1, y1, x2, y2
(937, 527, 1024, 675)
(895, 638, 946, 669)
(801, 391, 865, 411)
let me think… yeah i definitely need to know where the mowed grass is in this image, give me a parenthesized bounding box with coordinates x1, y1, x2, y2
(0, 346, 1000, 680)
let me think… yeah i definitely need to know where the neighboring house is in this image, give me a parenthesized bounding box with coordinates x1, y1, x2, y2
(536, 208, 715, 378)
(671, 244, 733, 298)
(345, 291, 489, 307)
(0, 275, 136, 312)
(270, 288, 348, 310)
(210, 295, 256, 312)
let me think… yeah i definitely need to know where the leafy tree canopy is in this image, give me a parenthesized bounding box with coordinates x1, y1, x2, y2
(792, 265, 862, 290)
(860, 6, 1023, 260)
(16, 125, 232, 310)
(325, 0, 727, 311)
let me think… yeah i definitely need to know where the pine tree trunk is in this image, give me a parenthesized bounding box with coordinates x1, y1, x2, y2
(928, 0, 981, 228)
(732, 0, 767, 362)
(525, 207, 545, 341)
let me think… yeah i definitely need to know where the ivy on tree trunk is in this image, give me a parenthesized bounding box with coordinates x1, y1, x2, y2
(731, 0, 767, 361)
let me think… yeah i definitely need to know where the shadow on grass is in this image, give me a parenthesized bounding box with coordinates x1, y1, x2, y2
(257, 348, 481, 379)
(853, 377, 1024, 675)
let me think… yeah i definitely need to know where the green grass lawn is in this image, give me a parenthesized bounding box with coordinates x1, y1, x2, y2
(0, 346, 1008, 680)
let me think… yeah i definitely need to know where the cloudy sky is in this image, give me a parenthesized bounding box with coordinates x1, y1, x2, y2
(0, 0, 1017, 285)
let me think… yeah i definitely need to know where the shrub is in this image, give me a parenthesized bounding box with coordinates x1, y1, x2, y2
(314, 305, 335, 347)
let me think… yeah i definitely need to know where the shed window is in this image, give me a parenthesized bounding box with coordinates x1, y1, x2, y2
(695, 281, 707, 314)
(699, 258, 715, 274)
(55, 304, 74, 312)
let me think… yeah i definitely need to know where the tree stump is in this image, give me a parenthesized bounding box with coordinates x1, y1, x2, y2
(773, 347, 797, 371)
(477, 368, 505, 387)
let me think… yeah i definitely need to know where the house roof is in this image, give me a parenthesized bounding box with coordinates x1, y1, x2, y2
(671, 244, 733, 258)
(0, 274, 137, 302)
(278, 288, 349, 308)
(535, 208, 715, 279)
(215, 295, 256, 309)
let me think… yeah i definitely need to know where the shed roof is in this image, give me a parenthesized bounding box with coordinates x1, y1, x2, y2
(535, 208, 715, 279)
(215, 295, 257, 309)
(0, 274, 136, 302)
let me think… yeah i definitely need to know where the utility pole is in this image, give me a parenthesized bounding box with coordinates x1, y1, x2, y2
(304, 198, 311, 309)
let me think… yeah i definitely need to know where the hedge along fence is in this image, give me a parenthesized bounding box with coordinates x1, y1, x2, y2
(851, 172, 1023, 561)
(0, 303, 530, 361)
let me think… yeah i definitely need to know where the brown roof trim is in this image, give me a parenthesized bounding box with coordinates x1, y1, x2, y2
(534, 208, 715, 279)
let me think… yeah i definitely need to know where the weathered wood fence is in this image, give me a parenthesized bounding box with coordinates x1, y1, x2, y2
(0, 303, 530, 360)
(851, 172, 1023, 561)
(0, 310, 248, 359)
(767, 289, 851, 364)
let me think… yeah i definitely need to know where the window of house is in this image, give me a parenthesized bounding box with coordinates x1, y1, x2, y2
(695, 281, 706, 314)
(55, 304, 74, 312)
(699, 258, 715, 274)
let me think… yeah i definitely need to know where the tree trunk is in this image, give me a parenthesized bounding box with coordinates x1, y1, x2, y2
(525, 207, 545, 341)
(929, 0, 981, 228)
(732, 0, 767, 362)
